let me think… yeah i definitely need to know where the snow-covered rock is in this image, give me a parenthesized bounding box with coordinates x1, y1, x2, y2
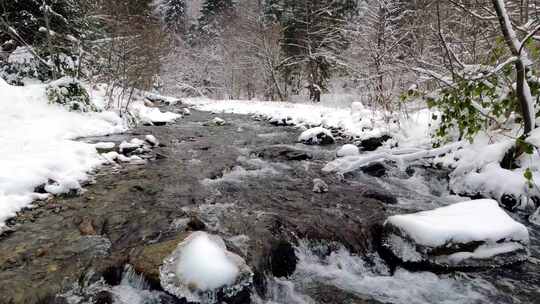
(382, 199, 529, 268)
(298, 127, 335, 145)
(93, 142, 116, 153)
(312, 178, 329, 193)
(119, 138, 146, 154)
(336, 144, 359, 157)
(145, 93, 181, 105)
(182, 108, 191, 115)
(160, 231, 253, 303)
(211, 117, 226, 126)
(145, 134, 159, 147)
(132, 103, 181, 126)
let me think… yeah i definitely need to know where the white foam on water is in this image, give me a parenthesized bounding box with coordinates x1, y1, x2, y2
(291, 242, 504, 304)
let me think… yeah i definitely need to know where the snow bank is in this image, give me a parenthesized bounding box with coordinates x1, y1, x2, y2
(0, 79, 179, 229)
(0, 80, 126, 229)
(383, 199, 529, 267)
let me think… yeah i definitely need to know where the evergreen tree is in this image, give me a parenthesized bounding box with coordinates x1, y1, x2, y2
(267, 0, 357, 96)
(1, 0, 94, 80)
(153, 0, 186, 33)
(198, 0, 235, 34)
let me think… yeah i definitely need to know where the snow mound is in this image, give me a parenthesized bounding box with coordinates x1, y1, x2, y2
(298, 127, 335, 145)
(160, 232, 253, 303)
(336, 144, 359, 157)
(383, 199, 530, 267)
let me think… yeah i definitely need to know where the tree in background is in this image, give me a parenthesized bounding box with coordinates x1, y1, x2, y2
(346, 0, 412, 113)
(153, 0, 187, 33)
(267, 0, 358, 98)
(0, 0, 93, 81)
(198, 0, 235, 35)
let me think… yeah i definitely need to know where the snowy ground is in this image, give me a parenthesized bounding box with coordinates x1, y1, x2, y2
(0, 78, 179, 230)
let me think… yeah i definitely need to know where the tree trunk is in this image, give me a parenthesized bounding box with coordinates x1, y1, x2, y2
(492, 0, 535, 135)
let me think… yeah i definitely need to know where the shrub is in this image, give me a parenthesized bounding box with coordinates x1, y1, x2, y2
(46, 78, 98, 112)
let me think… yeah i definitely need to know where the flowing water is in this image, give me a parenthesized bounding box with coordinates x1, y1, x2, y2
(1, 107, 538, 304)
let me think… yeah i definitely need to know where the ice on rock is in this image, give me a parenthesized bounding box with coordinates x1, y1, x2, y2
(336, 144, 359, 157)
(298, 127, 335, 145)
(183, 108, 191, 115)
(383, 199, 530, 268)
(160, 231, 253, 303)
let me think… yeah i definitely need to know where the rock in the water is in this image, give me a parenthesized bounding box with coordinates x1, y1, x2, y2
(360, 135, 391, 151)
(270, 241, 297, 278)
(362, 188, 397, 205)
(94, 142, 116, 154)
(146, 93, 181, 105)
(210, 117, 226, 126)
(360, 162, 387, 177)
(119, 138, 146, 154)
(145, 134, 159, 147)
(269, 116, 293, 126)
(131, 233, 190, 287)
(252, 145, 313, 161)
(500, 193, 519, 211)
(312, 178, 329, 193)
(160, 231, 253, 304)
(298, 127, 335, 145)
(336, 144, 359, 157)
(382, 199, 530, 268)
(183, 108, 192, 115)
(78, 217, 97, 236)
(152, 121, 168, 126)
(530, 206, 540, 226)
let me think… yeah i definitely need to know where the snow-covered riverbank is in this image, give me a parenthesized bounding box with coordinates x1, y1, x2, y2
(0, 79, 180, 229)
